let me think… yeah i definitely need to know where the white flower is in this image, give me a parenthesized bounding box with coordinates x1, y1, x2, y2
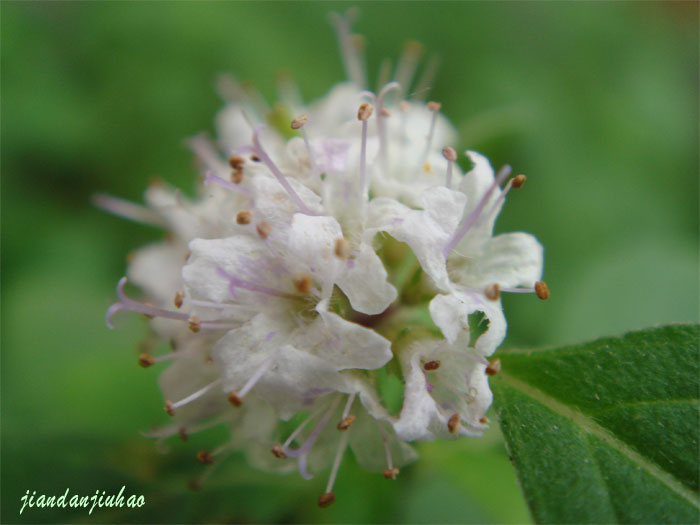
(100, 10, 548, 507)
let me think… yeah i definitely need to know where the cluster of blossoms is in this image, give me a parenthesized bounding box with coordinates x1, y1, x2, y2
(101, 12, 546, 507)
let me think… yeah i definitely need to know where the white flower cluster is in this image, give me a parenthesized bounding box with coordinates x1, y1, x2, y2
(101, 12, 546, 506)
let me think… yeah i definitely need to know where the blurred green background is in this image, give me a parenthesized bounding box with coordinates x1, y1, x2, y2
(2, 1, 697, 523)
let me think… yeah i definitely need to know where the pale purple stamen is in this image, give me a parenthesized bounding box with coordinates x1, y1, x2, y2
(445, 159, 453, 190)
(500, 286, 536, 294)
(237, 356, 274, 399)
(330, 10, 366, 88)
(251, 126, 314, 215)
(377, 82, 401, 176)
(442, 165, 512, 257)
(300, 127, 320, 181)
(217, 268, 301, 302)
(359, 117, 369, 199)
(377, 422, 394, 470)
(106, 277, 188, 329)
(171, 379, 222, 410)
(203, 173, 252, 196)
(92, 194, 165, 227)
(188, 136, 229, 174)
(283, 399, 339, 458)
(325, 430, 349, 492)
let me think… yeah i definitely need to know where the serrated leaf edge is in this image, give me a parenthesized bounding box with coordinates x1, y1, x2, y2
(498, 372, 700, 509)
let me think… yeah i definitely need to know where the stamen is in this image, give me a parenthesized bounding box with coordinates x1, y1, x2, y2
(138, 353, 155, 368)
(376, 58, 392, 93)
(337, 393, 356, 430)
(376, 82, 401, 176)
(217, 268, 302, 302)
(228, 155, 245, 170)
(236, 211, 252, 225)
(421, 101, 441, 165)
(197, 450, 214, 464)
(174, 290, 185, 309)
(228, 355, 274, 407)
(484, 283, 500, 301)
(447, 413, 460, 434)
(358, 102, 373, 199)
(377, 421, 397, 477)
(512, 174, 527, 188)
(318, 492, 336, 509)
(321, 430, 349, 507)
(443, 164, 512, 257)
(442, 146, 457, 189)
(291, 115, 320, 179)
(334, 238, 350, 259)
(256, 221, 271, 240)
(250, 126, 314, 215)
(485, 358, 501, 376)
(283, 398, 340, 458)
(411, 53, 440, 101)
(329, 10, 366, 88)
(271, 445, 287, 459)
(395, 40, 424, 93)
(479, 416, 490, 424)
(107, 277, 189, 329)
(383, 467, 400, 480)
(423, 360, 441, 371)
(204, 173, 252, 196)
(281, 404, 327, 451)
(293, 274, 312, 295)
(92, 194, 165, 227)
(484, 173, 527, 219)
(166, 379, 222, 416)
(535, 281, 550, 300)
(189, 316, 201, 333)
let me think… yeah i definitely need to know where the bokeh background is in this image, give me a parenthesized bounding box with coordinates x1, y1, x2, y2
(2, 1, 697, 523)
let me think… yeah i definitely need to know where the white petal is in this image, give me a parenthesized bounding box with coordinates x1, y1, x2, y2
(128, 242, 185, 304)
(428, 294, 470, 345)
(336, 243, 397, 315)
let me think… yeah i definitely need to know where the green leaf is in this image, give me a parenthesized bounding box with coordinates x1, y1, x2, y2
(492, 324, 699, 524)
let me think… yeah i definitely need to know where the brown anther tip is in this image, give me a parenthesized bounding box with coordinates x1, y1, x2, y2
(188, 316, 201, 333)
(270, 445, 287, 459)
(423, 162, 433, 174)
(484, 283, 500, 301)
(511, 174, 527, 189)
(174, 290, 185, 309)
(293, 274, 312, 295)
(164, 401, 175, 416)
(423, 360, 441, 371)
(228, 155, 245, 169)
(383, 467, 400, 480)
(138, 353, 155, 368)
(399, 101, 410, 112)
(535, 281, 550, 300)
(256, 221, 271, 240)
(228, 391, 243, 407)
(380, 107, 390, 117)
(334, 238, 350, 259)
(236, 211, 252, 225)
(318, 492, 336, 508)
(250, 154, 261, 162)
(178, 427, 188, 441)
(358, 102, 374, 121)
(442, 146, 457, 161)
(479, 416, 490, 424)
(231, 168, 243, 184)
(427, 101, 442, 112)
(197, 450, 213, 465)
(337, 415, 356, 431)
(291, 115, 308, 130)
(448, 413, 460, 434)
(485, 358, 502, 376)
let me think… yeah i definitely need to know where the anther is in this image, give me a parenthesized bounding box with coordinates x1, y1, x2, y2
(270, 445, 287, 459)
(178, 427, 188, 441)
(318, 493, 336, 508)
(256, 221, 271, 240)
(236, 211, 252, 225)
(511, 174, 527, 189)
(138, 353, 155, 368)
(448, 413, 460, 434)
(380, 107, 390, 117)
(479, 416, 489, 424)
(228, 155, 245, 170)
(442, 146, 457, 162)
(291, 115, 308, 130)
(337, 415, 356, 431)
(164, 401, 175, 416)
(293, 274, 312, 295)
(427, 101, 442, 112)
(174, 290, 184, 309)
(228, 391, 243, 407)
(485, 358, 502, 376)
(383, 467, 400, 480)
(535, 281, 550, 300)
(197, 450, 213, 465)
(358, 102, 374, 121)
(334, 238, 350, 259)
(231, 168, 243, 184)
(484, 283, 500, 301)
(250, 154, 260, 162)
(188, 316, 202, 333)
(423, 360, 440, 371)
